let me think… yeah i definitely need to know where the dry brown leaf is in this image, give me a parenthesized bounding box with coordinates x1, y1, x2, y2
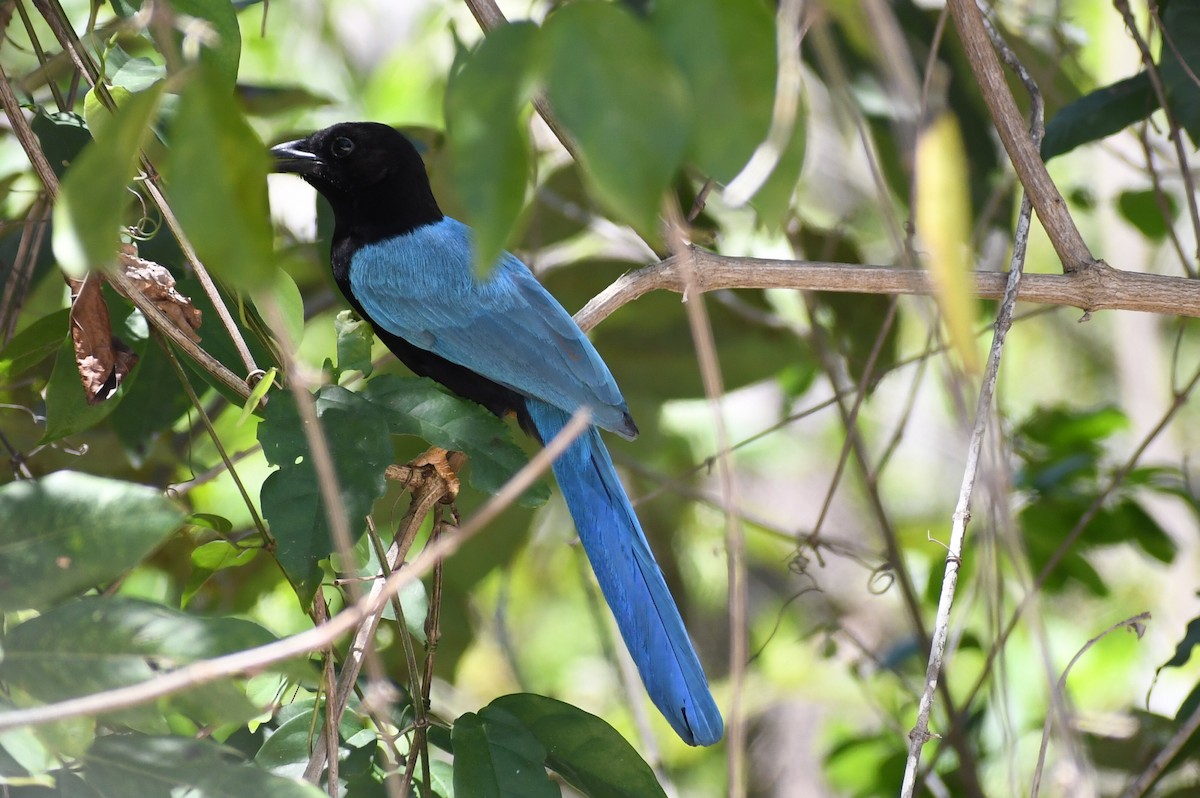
(69, 273, 138, 405)
(118, 253, 203, 342)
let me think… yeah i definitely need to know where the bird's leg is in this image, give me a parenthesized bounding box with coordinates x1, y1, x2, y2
(384, 447, 462, 503)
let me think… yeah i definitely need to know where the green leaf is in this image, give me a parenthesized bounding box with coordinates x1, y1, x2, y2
(915, 113, 980, 373)
(183, 540, 259, 606)
(361, 374, 548, 507)
(30, 111, 91, 180)
(257, 386, 393, 601)
(171, 0, 242, 89)
(164, 62, 274, 290)
(255, 702, 375, 781)
(81, 734, 325, 797)
(0, 472, 184, 612)
(83, 84, 133, 141)
(542, 2, 691, 236)
(1160, 617, 1200, 670)
(650, 0, 775, 182)
(52, 83, 165, 278)
(1161, 0, 1200, 147)
(0, 308, 69, 381)
(253, 267, 306, 347)
(238, 367, 276, 426)
(335, 310, 375, 379)
(487, 694, 667, 798)
(451, 710, 557, 798)
(750, 118, 806, 228)
(445, 22, 540, 274)
(0, 597, 276, 730)
(1041, 72, 1157, 161)
(1116, 188, 1179, 241)
(110, 341, 194, 460)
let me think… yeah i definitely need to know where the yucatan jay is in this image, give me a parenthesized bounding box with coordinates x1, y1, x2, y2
(270, 122, 723, 746)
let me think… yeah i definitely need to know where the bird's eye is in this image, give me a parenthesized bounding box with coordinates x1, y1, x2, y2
(331, 136, 355, 158)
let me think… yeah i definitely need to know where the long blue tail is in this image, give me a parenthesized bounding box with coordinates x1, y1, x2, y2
(526, 399, 723, 746)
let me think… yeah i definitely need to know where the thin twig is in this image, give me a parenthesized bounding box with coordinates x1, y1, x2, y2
(0, 60, 253, 400)
(0, 410, 591, 733)
(899, 188, 1033, 797)
(664, 201, 745, 795)
(1120, 686, 1200, 798)
(30, 0, 262, 380)
(1115, 0, 1200, 271)
(1031, 613, 1150, 798)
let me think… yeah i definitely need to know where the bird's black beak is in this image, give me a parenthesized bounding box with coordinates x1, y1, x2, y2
(269, 139, 321, 176)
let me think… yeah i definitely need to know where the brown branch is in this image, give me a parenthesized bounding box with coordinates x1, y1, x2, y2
(573, 251, 1200, 333)
(945, 0, 1093, 272)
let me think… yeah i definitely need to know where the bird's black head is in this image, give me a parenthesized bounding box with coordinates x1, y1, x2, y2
(270, 122, 443, 243)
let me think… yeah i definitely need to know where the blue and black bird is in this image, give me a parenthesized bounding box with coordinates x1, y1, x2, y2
(270, 122, 723, 746)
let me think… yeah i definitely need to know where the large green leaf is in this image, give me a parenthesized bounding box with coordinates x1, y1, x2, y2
(1161, 0, 1200, 147)
(361, 374, 548, 507)
(257, 386, 393, 601)
(451, 710, 557, 798)
(650, 0, 775, 182)
(0, 472, 184, 612)
(164, 62, 273, 290)
(52, 83, 165, 278)
(1041, 72, 1157, 161)
(80, 734, 325, 797)
(542, 2, 691, 236)
(445, 22, 540, 274)
(0, 597, 276, 731)
(487, 694, 667, 798)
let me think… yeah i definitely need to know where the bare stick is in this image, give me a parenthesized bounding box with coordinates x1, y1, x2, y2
(665, 203, 746, 794)
(899, 189, 1033, 796)
(0, 410, 590, 733)
(573, 251, 1200, 331)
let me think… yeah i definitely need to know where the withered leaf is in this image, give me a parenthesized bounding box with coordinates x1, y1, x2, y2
(118, 254, 203, 342)
(69, 273, 138, 405)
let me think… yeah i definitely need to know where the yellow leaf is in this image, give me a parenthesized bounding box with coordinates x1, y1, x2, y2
(916, 114, 980, 374)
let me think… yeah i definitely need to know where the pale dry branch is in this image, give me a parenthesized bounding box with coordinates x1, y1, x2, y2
(573, 251, 1200, 333)
(899, 191, 1032, 797)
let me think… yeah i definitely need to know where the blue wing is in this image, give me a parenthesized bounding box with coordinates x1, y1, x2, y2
(349, 218, 636, 438)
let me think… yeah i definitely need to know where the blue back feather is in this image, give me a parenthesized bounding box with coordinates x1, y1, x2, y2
(350, 218, 636, 437)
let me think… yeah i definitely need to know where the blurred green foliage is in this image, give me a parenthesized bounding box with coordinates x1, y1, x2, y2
(4, 0, 1200, 796)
